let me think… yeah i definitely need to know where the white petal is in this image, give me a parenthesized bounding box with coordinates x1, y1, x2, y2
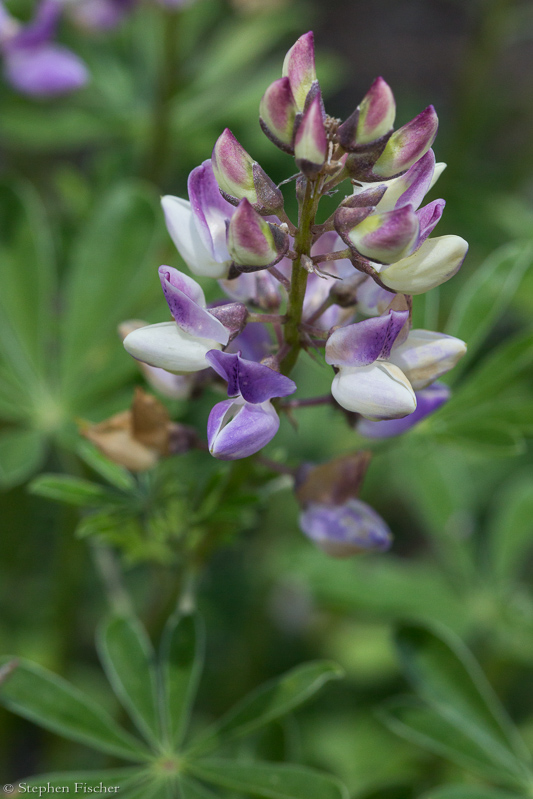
(331, 362, 416, 420)
(123, 321, 222, 374)
(161, 195, 230, 279)
(379, 235, 468, 294)
(430, 162, 447, 189)
(389, 329, 466, 389)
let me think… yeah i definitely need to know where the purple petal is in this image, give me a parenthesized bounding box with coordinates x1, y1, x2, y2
(158, 266, 229, 345)
(415, 198, 445, 247)
(325, 310, 409, 367)
(205, 350, 296, 402)
(12, 0, 60, 47)
(188, 160, 234, 262)
(228, 323, 273, 362)
(208, 398, 280, 460)
(299, 498, 392, 557)
(355, 276, 396, 316)
(70, 0, 135, 31)
(357, 382, 450, 438)
(212, 128, 256, 202)
(4, 43, 89, 97)
(219, 270, 282, 310)
(394, 149, 436, 210)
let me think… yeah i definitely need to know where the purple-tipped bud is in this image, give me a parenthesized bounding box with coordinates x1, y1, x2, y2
(294, 95, 327, 179)
(373, 106, 439, 179)
(259, 77, 298, 153)
(227, 199, 289, 272)
(337, 77, 396, 150)
(300, 499, 392, 557)
(212, 128, 283, 212)
(341, 205, 419, 264)
(282, 31, 317, 111)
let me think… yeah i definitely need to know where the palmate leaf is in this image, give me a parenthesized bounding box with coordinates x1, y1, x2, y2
(60, 181, 163, 406)
(187, 759, 349, 799)
(160, 612, 205, 749)
(445, 241, 533, 378)
(394, 623, 529, 761)
(378, 698, 526, 788)
(178, 777, 220, 799)
(98, 615, 162, 747)
(0, 657, 151, 762)
(486, 473, 533, 584)
(29, 474, 117, 507)
(188, 660, 344, 756)
(0, 428, 47, 490)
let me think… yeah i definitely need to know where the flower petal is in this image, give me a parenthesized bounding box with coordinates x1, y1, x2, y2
(331, 362, 416, 420)
(379, 235, 468, 294)
(282, 31, 316, 111)
(161, 195, 229, 278)
(389, 329, 466, 389)
(123, 321, 222, 374)
(205, 350, 296, 402)
(325, 310, 409, 367)
(188, 159, 234, 263)
(4, 43, 88, 96)
(158, 267, 229, 345)
(357, 382, 450, 438)
(208, 398, 280, 460)
(300, 498, 392, 557)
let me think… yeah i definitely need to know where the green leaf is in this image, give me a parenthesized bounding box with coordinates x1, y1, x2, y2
(187, 759, 349, 799)
(77, 439, 136, 492)
(189, 661, 344, 755)
(98, 615, 161, 746)
(421, 787, 527, 799)
(487, 474, 533, 583)
(0, 657, 151, 762)
(161, 612, 204, 749)
(178, 777, 220, 799)
(378, 698, 526, 787)
(19, 768, 143, 791)
(29, 474, 116, 507)
(394, 623, 530, 764)
(0, 105, 117, 150)
(445, 242, 533, 376)
(430, 420, 525, 457)
(0, 181, 55, 383)
(0, 428, 46, 489)
(61, 182, 162, 405)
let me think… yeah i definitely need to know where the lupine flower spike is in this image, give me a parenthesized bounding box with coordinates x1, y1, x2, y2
(123, 30, 468, 557)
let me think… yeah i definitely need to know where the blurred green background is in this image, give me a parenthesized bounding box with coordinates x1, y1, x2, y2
(1, 0, 533, 795)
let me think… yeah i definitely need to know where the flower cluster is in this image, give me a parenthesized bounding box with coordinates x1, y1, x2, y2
(0, 0, 88, 97)
(122, 32, 468, 556)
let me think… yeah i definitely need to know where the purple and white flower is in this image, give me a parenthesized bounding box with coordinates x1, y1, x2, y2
(300, 498, 392, 557)
(205, 350, 296, 460)
(123, 266, 241, 373)
(0, 0, 88, 97)
(325, 310, 466, 419)
(357, 382, 450, 438)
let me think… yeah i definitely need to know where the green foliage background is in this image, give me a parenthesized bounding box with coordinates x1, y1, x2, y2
(1, 0, 533, 796)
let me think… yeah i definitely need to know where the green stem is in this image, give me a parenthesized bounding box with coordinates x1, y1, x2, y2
(91, 545, 133, 616)
(143, 9, 181, 184)
(280, 180, 320, 375)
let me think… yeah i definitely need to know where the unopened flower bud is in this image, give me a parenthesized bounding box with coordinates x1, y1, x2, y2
(337, 77, 396, 150)
(212, 129, 283, 212)
(300, 499, 392, 557)
(227, 198, 289, 272)
(340, 205, 419, 264)
(282, 31, 317, 111)
(259, 77, 298, 153)
(373, 106, 438, 179)
(296, 451, 372, 507)
(389, 330, 466, 389)
(294, 95, 328, 178)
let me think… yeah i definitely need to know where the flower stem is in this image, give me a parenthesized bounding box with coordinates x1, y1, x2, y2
(280, 180, 320, 375)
